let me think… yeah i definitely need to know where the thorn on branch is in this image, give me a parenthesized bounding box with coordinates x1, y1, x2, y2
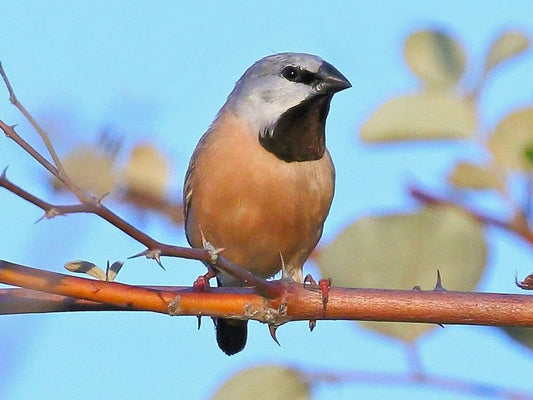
(268, 324, 281, 346)
(43, 207, 63, 220)
(309, 319, 317, 332)
(129, 248, 165, 270)
(200, 229, 225, 264)
(434, 270, 446, 291)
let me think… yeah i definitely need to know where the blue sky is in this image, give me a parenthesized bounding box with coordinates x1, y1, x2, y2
(0, 1, 532, 399)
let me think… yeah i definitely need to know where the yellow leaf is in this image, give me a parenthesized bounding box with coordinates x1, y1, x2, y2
(318, 206, 486, 342)
(404, 30, 466, 88)
(64, 260, 107, 281)
(212, 365, 310, 400)
(361, 92, 476, 142)
(57, 145, 116, 195)
(123, 144, 169, 199)
(489, 107, 533, 171)
(484, 31, 530, 74)
(448, 161, 504, 191)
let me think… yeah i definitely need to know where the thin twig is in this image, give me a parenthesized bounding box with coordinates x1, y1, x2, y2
(0, 62, 277, 295)
(306, 368, 533, 399)
(0, 166, 278, 298)
(0, 63, 68, 182)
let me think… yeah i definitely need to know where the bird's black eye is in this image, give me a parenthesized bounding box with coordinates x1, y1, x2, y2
(281, 66, 299, 81)
(281, 65, 316, 85)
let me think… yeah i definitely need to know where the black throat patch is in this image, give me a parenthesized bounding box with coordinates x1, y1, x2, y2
(259, 94, 333, 163)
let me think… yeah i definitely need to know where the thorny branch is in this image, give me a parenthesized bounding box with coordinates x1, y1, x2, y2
(0, 63, 532, 327)
(0, 63, 277, 298)
(1, 260, 533, 327)
(0, 60, 532, 400)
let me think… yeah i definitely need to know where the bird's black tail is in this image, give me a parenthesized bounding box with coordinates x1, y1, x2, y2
(216, 318, 248, 356)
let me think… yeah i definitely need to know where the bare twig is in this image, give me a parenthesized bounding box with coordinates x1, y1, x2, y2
(8, 178, 272, 298)
(0, 110, 277, 298)
(306, 368, 533, 399)
(0, 166, 277, 297)
(0, 63, 68, 182)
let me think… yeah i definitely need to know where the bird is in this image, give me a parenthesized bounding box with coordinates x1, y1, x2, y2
(183, 52, 351, 355)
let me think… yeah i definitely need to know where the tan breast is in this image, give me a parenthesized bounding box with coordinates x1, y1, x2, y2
(185, 113, 335, 285)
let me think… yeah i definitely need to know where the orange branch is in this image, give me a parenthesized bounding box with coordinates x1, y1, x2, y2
(2, 260, 532, 326)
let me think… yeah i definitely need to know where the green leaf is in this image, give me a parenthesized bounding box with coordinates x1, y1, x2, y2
(489, 107, 533, 171)
(448, 161, 504, 191)
(404, 30, 466, 88)
(318, 206, 487, 342)
(524, 146, 533, 165)
(484, 31, 530, 74)
(212, 365, 310, 400)
(361, 92, 476, 142)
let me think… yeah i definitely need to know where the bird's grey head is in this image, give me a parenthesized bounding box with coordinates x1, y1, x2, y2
(223, 53, 351, 162)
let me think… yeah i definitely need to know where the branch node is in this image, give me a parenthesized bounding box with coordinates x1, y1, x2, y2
(44, 207, 63, 219)
(167, 295, 182, 315)
(96, 191, 111, 205)
(128, 248, 164, 269)
(200, 228, 225, 264)
(516, 272, 533, 290)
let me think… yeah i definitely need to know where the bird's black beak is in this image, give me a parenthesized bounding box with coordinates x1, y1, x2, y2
(315, 61, 352, 94)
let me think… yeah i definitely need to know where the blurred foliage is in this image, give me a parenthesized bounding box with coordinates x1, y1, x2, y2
(319, 206, 486, 341)
(51, 136, 183, 223)
(219, 27, 532, 398)
(319, 28, 533, 356)
(212, 365, 310, 400)
(33, 27, 532, 398)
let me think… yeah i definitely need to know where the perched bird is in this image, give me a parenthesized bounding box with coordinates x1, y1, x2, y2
(184, 53, 351, 355)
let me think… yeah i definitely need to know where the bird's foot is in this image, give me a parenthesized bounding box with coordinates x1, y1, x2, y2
(303, 275, 332, 332)
(304, 274, 332, 309)
(192, 267, 217, 330)
(193, 267, 217, 293)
